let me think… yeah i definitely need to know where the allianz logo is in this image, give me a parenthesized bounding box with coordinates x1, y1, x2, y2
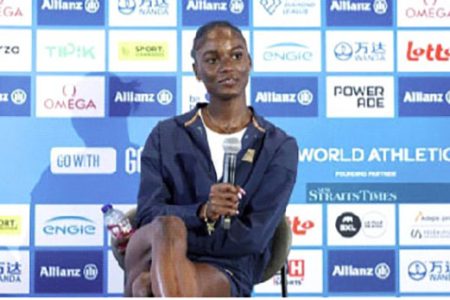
(403, 90, 450, 104)
(114, 89, 173, 105)
(40, 264, 98, 280)
(42, 216, 97, 235)
(0, 89, 27, 105)
(332, 263, 390, 279)
(330, 0, 388, 15)
(41, 0, 100, 14)
(263, 42, 313, 62)
(186, 0, 244, 14)
(255, 90, 313, 105)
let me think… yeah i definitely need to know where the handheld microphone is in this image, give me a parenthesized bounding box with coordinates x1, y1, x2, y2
(221, 137, 241, 230)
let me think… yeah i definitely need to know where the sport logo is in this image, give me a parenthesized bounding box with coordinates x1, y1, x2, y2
(335, 212, 361, 238)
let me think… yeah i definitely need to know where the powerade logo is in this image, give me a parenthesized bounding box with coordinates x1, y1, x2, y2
(182, 0, 248, 26)
(0, 76, 30, 116)
(251, 77, 317, 117)
(327, 0, 392, 26)
(328, 250, 395, 292)
(109, 76, 176, 116)
(42, 216, 96, 236)
(399, 77, 450, 117)
(37, 0, 104, 26)
(35, 250, 102, 293)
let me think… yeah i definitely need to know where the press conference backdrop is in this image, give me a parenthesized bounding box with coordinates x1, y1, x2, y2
(1, 0, 450, 297)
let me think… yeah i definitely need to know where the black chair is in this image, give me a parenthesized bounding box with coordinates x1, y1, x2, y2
(111, 208, 292, 297)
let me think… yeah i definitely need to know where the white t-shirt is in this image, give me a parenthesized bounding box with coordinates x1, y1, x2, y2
(200, 110, 246, 180)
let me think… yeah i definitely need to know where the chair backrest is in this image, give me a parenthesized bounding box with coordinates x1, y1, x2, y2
(111, 208, 292, 284)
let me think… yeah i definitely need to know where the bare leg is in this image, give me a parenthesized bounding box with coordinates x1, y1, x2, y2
(124, 216, 231, 297)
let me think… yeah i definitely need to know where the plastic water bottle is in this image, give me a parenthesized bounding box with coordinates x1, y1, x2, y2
(101, 204, 134, 250)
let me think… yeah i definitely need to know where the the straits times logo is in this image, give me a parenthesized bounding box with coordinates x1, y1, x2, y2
(328, 250, 395, 292)
(307, 184, 398, 203)
(35, 250, 102, 293)
(183, 0, 248, 26)
(0, 251, 30, 294)
(251, 77, 317, 117)
(399, 77, 450, 117)
(36, 76, 105, 118)
(327, 0, 392, 26)
(50, 147, 116, 174)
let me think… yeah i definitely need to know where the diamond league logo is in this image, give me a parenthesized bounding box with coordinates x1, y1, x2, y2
(260, 0, 283, 15)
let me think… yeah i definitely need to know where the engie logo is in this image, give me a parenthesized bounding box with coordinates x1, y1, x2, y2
(35, 205, 103, 246)
(36, 76, 105, 118)
(182, 0, 248, 26)
(326, 76, 394, 118)
(35, 250, 102, 294)
(0, 250, 30, 294)
(327, 0, 392, 26)
(37, 0, 104, 26)
(0, 76, 30, 116)
(110, 76, 176, 116)
(251, 77, 317, 117)
(398, 31, 450, 72)
(328, 250, 395, 292)
(399, 77, 450, 117)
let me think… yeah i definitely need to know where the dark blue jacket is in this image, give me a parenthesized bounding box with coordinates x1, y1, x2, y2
(136, 104, 298, 295)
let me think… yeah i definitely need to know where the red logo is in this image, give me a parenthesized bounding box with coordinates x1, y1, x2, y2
(288, 259, 305, 278)
(407, 41, 450, 61)
(0, 3, 23, 17)
(288, 216, 315, 236)
(44, 85, 97, 110)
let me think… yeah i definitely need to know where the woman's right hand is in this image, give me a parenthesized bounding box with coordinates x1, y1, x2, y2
(203, 183, 246, 222)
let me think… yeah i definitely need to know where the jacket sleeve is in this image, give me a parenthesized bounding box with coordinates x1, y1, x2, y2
(187, 136, 298, 257)
(136, 123, 203, 229)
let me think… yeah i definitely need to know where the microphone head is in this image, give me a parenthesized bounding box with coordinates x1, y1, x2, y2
(223, 137, 241, 154)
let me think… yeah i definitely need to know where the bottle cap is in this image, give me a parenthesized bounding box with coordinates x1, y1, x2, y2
(101, 204, 113, 213)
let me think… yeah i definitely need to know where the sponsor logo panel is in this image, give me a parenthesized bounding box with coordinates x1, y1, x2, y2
(254, 249, 323, 294)
(0, 250, 30, 294)
(253, 30, 321, 72)
(398, 31, 450, 72)
(399, 204, 450, 246)
(286, 204, 323, 246)
(109, 0, 176, 26)
(107, 251, 124, 294)
(182, 0, 248, 26)
(109, 76, 176, 117)
(35, 205, 103, 246)
(327, 204, 395, 246)
(253, 0, 321, 27)
(0, 76, 30, 117)
(36, 76, 105, 118)
(326, 76, 394, 118)
(182, 30, 250, 72)
(400, 249, 450, 293)
(251, 77, 318, 117)
(109, 30, 177, 72)
(326, 30, 394, 72)
(328, 250, 396, 293)
(307, 183, 450, 203)
(398, 0, 450, 27)
(35, 250, 103, 294)
(399, 77, 450, 117)
(326, 0, 392, 26)
(0, 0, 32, 26)
(0, 29, 31, 72)
(50, 147, 116, 174)
(36, 29, 105, 72)
(0, 204, 29, 246)
(37, 0, 104, 26)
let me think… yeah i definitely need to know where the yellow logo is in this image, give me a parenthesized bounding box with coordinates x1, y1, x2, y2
(119, 41, 169, 61)
(0, 216, 22, 235)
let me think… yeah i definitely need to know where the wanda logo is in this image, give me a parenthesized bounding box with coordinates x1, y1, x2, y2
(407, 41, 450, 61)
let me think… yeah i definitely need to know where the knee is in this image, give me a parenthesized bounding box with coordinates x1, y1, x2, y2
(152, 216, 187, 242)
